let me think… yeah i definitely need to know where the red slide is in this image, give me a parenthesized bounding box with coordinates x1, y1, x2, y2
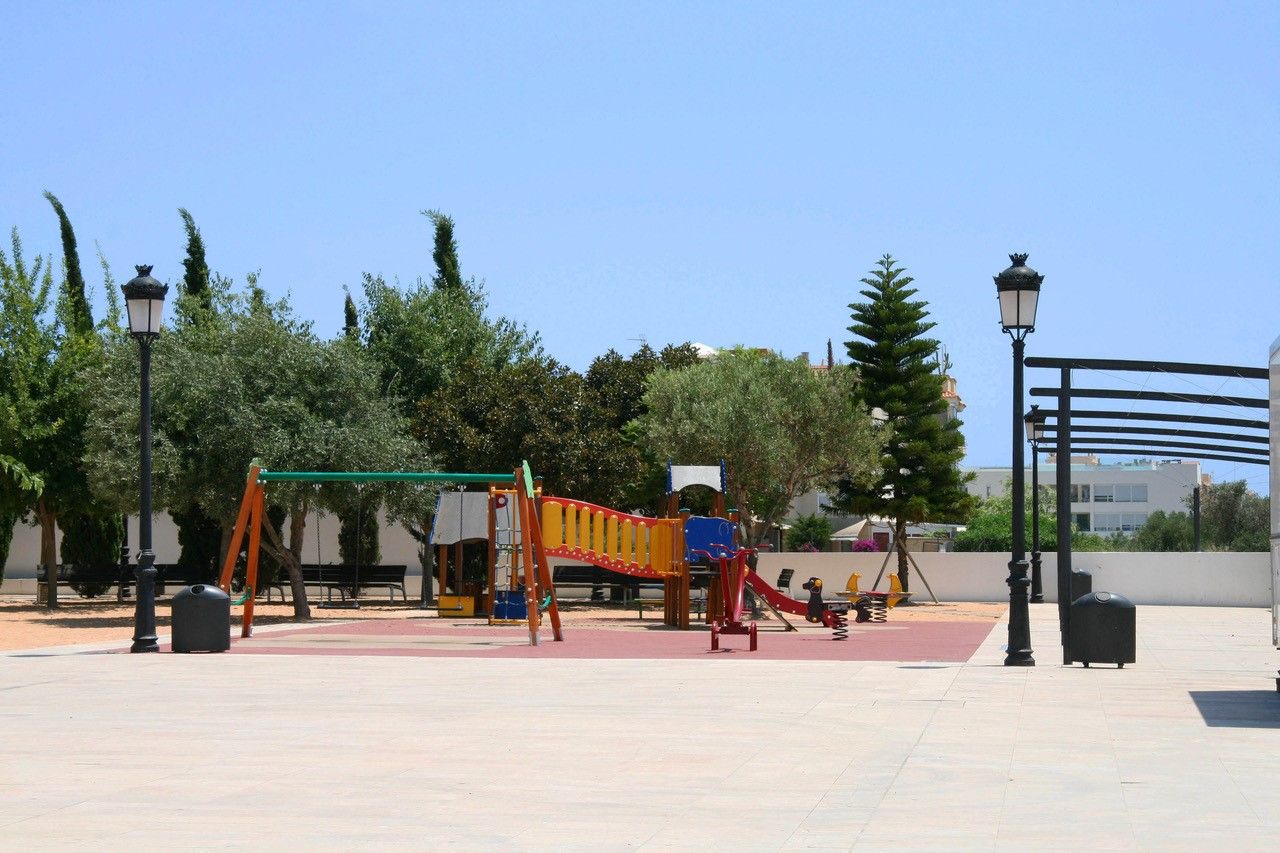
(745, 571, 837, 628)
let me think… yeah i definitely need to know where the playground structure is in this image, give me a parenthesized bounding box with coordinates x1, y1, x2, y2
(215, 457, 845, 644)
(217, 462, 563, 646)
(537, 462, 842, 631)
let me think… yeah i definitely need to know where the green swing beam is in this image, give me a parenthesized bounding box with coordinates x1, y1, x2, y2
(256, 471, 517, 484)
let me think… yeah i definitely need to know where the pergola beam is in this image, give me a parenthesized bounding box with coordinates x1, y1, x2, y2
(1030, 387, 1267, 409)
(1034, 408, 1267, 430)
(1055, 447, 1267, 467)
(1039, 424, 1268, 444)
(1024, 356, 1267, 380)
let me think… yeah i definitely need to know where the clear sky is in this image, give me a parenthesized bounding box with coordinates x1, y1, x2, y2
(3, 2, 1275, 494)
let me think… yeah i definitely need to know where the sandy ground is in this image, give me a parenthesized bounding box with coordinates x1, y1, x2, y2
(0, 594, 1006, 651)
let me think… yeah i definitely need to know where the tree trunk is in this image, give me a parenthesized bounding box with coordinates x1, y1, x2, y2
(895, 517, 910, 593)
(36, 499, 59, 608)
(275, 504, 310, 620)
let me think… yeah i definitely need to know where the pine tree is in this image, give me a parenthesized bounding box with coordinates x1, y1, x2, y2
(178, 208, 212, 315)
(423, 209, 464, 291)
(832, 255, 973, 592)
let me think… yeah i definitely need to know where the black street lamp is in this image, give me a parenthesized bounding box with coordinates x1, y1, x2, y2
(995, 253, 1042, 666)
(121, 265, 168, 653)
(1024, 404, 1047, 603)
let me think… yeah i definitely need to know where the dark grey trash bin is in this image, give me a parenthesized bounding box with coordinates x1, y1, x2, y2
(1068, 591, 1135, 668)
(1071, 569, 1092, 600)
(171, 584, 230, 653)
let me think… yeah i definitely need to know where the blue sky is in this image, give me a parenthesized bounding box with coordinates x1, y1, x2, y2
(2, 2, 1275, 494)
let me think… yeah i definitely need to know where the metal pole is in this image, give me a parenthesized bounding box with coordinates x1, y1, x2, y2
(131, 336, 159, 653)
(1055, 367, 1073, 664)
(1030, 439, 1043, 602)
(1005, 337, 1034, 666)
(1192, 486, 1201, 552)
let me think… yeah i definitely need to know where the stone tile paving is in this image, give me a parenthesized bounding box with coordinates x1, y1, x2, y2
(0, 605, 1277, 850)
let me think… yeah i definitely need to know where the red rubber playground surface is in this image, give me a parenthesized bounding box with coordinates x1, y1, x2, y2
(224, 617, 997, 661)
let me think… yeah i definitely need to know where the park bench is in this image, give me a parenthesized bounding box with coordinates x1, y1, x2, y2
(265, 564, 409, 603)
(36, 563, 207, 602)
(36, 564, 132, 602)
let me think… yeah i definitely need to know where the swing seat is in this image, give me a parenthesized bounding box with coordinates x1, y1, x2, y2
(231, 586, 252, 606)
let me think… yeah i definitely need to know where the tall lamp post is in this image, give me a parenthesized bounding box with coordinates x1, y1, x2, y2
(122, 266, 168, 653)
(1024, 404, 1046, 603)
(995, 253, 1042, 666)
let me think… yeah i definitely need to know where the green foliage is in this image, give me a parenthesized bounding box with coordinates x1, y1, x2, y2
(172, 505, 222, 581)
(577, 343, 701, 510)
(638, 348, 883, 544)
(831, 255, 972, 591)
(83, 283, 426, 529)
(424, 209, 464, 291)
(343, 291, 359, 340)
(59, 513, 123, 597)
(361, 273, 538, 417)
(785, 513, 832, 551)
(416, 354, 586, 491)
(44, 192, 92, 337)
(0, 510, 13, 584)
(0, 223, 110, 599)
(1129, 510, 1194, 552)
(338, 500, 382, 566)
(177, 208, 212, 317)
(1199, 480, 1269, 551)
(833, 255, 973, 526)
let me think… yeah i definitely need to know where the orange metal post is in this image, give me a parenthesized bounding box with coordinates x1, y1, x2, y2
(527, 496, 563, 642)
(218, 465, 261, 591)
(241, 484, 264, 638)
(515, 469, 540, 646)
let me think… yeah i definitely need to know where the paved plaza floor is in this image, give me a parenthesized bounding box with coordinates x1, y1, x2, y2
(2, 604, 1279, 850)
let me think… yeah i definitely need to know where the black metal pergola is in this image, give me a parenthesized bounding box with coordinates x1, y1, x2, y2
(1023, 356, 1270, 665)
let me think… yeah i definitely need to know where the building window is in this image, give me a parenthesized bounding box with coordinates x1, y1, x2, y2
(1113, 484, 1147, 502)
(1069, 484, 1091, 503)
(1072, 513, 1091, 532)
(1094, 485, 1114, 502)
(1093, 512, 1148, 533)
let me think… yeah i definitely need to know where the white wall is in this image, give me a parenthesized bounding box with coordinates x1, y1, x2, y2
(756, 550, 1272, 608)
(3, 511, 426, 579)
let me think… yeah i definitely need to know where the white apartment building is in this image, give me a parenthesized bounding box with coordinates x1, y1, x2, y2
(963, 457, 1206, 535)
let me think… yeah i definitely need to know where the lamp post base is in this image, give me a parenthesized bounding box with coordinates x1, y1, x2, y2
(130, 558, 160, 654)
(1005, 558, 1035, 666)
(1030, 552, 1044, 603)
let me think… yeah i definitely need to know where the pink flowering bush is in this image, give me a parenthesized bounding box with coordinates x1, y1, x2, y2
(851, 538, 879, 553)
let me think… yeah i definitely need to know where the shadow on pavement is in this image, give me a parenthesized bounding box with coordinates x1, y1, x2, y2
(1189, 690, 1280, 729)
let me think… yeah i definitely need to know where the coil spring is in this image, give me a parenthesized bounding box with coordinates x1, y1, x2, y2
(832, 611, 848, 641)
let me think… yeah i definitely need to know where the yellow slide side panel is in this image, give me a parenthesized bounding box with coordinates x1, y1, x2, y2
(542, 501, 563, 549)
(578, 506, 592, 552)
(565, 504, 577, 552)
(636, 523, 649, 568)
(622, 522, 634, 566)
(592, 510, 605, 558)
(606, 515, 619, 562)
(438, 595, 476, 617)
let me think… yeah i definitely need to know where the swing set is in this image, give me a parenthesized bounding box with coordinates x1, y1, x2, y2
(217, 461, 563, 646)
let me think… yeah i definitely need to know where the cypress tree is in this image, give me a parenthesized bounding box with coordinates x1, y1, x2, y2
(178, 208, 212, 314)
(831, 255, 972, 592)
(423, 209, 464, 291)
(171, 207, 222, 577)
(44, 191, 92, 336)
(344, 292, 359, 340)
